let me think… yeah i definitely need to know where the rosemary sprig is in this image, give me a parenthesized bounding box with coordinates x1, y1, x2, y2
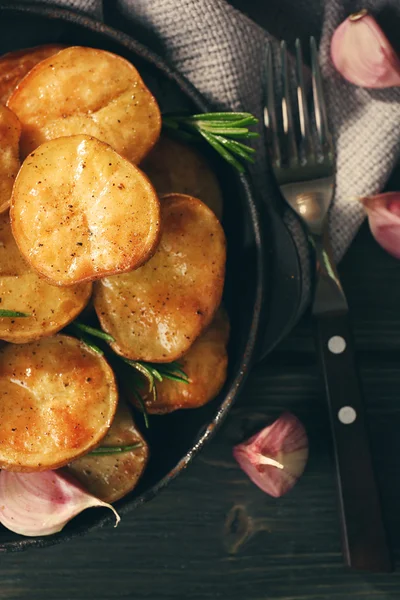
(122, 359, 189, 430)
(90, 442, 142, 455)
(0, 309, 30, 317)
(146, 362, 190, 384)
(122, 358, 157, 390)
(162, 112, 259, 173)
(68, 322, 114, 355)
(66, 320, 190, 430)
(123, 358, 189, 386)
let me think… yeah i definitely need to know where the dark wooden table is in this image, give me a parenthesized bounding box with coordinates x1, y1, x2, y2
(2, 213, 400, 599)
(2, 4, 400, 599)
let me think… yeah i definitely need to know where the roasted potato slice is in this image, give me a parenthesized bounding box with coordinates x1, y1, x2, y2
(138, 309, 229, 414)
(94, 193, 226, 362)
(8, 46, 161, 162)
(0, 105, 21, 214)
(0, 335, 118, 471)
(11, 135, 161, 286)
(66, 401, 149, 503)
(0, 212, 92, 343)
(141, 135, 223, 219)
(0, 44, 65, 105)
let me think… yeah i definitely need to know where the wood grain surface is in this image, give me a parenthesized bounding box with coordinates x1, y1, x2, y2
(1, 220, 400, 599)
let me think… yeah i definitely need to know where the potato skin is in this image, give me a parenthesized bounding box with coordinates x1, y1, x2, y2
(8, 46, 161, 163)
(0, 335, 118, 472)
(139, 308, 230, 414)
(11, 135, 161, 286)
(0, 211, 92, 343)
(0, 105, 20, 214)
(94, 193, 226, 362)
(0, 44, 65, 105)
(66, 401, 149, 503)
(141, 135, 223, 219)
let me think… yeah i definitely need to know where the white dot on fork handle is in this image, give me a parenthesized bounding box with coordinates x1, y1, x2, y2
(328, 336, 346, 354)
(338, 406, 357, 424)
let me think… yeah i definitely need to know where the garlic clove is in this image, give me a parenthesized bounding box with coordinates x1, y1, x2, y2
(360, 192, 400, 259)
(331, 9, 400, 88)
(0, 470, 120, 537)
(233, 412, 309, 498)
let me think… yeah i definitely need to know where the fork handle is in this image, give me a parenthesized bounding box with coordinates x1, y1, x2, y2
(315, 311, 392, 572)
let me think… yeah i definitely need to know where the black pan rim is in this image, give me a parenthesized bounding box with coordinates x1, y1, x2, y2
(0, 2, 266, 552)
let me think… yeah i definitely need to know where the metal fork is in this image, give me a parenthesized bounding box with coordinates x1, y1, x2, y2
(264, 38, 391, 572)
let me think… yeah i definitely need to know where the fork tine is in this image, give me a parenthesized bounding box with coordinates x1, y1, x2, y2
(310, 37, 332, 152)
(280, 40, 299, 165)
(295, 39, 314, 159)
(263, 41, 281, 167)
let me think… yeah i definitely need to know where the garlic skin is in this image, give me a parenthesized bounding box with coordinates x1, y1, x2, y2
(360, 192, 400, 259)
(331, 10, 400, 88)
(0, 470, 120, 537)
(233, 412, 308, 498)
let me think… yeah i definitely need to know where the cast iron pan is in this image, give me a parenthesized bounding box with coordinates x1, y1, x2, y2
(0, 3, 302, 552)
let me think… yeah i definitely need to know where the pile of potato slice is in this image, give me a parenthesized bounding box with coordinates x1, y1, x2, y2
(0, 44, 229, 504)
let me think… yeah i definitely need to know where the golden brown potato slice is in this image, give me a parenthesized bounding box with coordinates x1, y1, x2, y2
(11, 135, 161, 286)
(0, 105, 21, 214)
(0, 335, 118, 471)
(141, 135, 223, 219)
(94, 193, 226, 362)
(137, 308, 229, 414)
(8, 46, 161, 162)
(0, 212, 92, 343)
(66, 401, 149, 503)
(0, 44, 65, 105)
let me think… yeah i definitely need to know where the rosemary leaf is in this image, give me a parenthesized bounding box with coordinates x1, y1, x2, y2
(151, 382, 158, 405)
(214, 136, 256, 155)
(199, 130, 245, 173)
(160, 372, 190, 384)
(173, 369, 190, 380)
(190, 112, 256, 122)
(90, 442, 142, 455)
(199, 125, 254, 136)
(152, 364, 189, 384)
(186, 118, 254, 129)
(78, 334, 104, 356)
(222, 116, 259, 127)
(123, 358, 189, 386)
(122, 358, 155, 392)
(132, 387, 150, 429)
(72, 321, 115, 342)
(161, 361, 188, 378)
(213, 135, 255, 162)
(0, 309, 30, 317)
(142, 360, 190, 383)
(145, 365, 163, 383)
